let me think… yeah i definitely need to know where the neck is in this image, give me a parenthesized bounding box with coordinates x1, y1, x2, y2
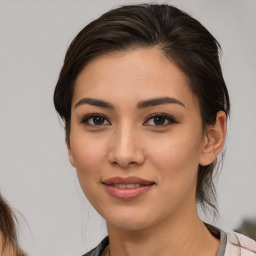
(106, 205, 219, 256)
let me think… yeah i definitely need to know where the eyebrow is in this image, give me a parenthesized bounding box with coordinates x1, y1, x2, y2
(137, 97, 185, 109)
(75, 98, 114, 109)
(74, 96, 185, 109)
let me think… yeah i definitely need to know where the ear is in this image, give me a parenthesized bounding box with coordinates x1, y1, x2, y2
(66, 137, 76, 167)
(199, 111, 227, 166)
(67, 148, 76, 167)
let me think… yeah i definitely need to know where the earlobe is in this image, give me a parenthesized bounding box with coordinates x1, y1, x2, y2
(199, 111, 227, 166)
(68, 148, 76, 167)
(65, 135, 76, 167)
(66, 137, 76, 167)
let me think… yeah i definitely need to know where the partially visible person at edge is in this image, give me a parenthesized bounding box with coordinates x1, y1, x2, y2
(54, 4, 256, 256)
(0, 194, 26, 256)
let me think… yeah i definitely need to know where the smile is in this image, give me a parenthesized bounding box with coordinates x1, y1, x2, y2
(102, 176, 155, 200)
(112, 184, 141, 188)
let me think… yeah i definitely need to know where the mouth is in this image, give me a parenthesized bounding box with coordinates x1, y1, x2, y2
(111, 184, 143, 188)
(101, 176, 155, 200)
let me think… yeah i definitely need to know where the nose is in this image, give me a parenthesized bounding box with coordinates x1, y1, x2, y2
(107, 124, 145, 169)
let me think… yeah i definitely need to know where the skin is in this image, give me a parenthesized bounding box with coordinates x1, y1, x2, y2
(0, 235, 15, 256)
(68, 47, 226, 256)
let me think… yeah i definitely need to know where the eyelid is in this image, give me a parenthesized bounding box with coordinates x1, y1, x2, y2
(143, 113, 178, 126)
(81, 113, 111, 126)
(80, 112, 177, 127)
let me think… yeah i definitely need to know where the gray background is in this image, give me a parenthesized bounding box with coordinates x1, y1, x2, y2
(0, 0, 255, 255)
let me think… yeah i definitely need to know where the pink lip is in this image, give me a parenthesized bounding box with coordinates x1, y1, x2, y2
(102, 176, 155, 200)
(102, 176, 154, 185)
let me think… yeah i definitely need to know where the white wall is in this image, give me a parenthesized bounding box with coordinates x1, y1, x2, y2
(0, 0, 255, 255)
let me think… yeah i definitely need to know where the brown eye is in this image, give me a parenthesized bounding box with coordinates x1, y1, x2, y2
(81, 114, 110, 126)
(152, 116, 166, 125)
(92, 116, 105, 125)
(143, 113, 177, 126)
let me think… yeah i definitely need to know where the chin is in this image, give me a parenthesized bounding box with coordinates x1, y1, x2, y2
(104, 209, 158, 231)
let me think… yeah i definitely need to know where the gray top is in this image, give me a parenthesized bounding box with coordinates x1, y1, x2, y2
(82, 224, 228, 256)
(206, 223, 227, 256)
(217, 229, 227, 256)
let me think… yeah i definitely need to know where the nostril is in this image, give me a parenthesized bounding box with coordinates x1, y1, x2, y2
(111, 160, 140, 168)
(112, 161, 119, 166)
(128, 161, 138, 167)
(107, 144, 146, 167)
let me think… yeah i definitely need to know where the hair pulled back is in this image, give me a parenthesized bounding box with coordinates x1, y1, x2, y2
(54, 4, 230, 214)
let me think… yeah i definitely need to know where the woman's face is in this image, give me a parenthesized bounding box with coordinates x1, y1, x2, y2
(68, 47, 211, 231)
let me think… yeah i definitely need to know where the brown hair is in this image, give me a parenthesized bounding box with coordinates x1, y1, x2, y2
(0, 194, 25, 256)
(54, 4, 230, 215)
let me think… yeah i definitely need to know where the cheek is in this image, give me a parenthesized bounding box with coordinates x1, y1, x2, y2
(145, 138, 202, 214)
(70, 134, 108, 182)
(70, 134, 115, 215)
(70, 136, 107, 208)
(147, 130, 203, 187)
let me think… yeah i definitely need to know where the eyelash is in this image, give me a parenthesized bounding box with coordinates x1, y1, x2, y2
(80, 113, 177, 127)
(81, 114, 110, 126)
(143, 113, 178, 126)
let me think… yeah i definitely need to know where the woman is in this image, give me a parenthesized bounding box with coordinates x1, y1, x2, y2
(0, 194, 25, 256)
(54, 4, 256, 256)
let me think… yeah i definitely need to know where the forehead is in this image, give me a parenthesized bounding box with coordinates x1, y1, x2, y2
(73, 47, 198, 109)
